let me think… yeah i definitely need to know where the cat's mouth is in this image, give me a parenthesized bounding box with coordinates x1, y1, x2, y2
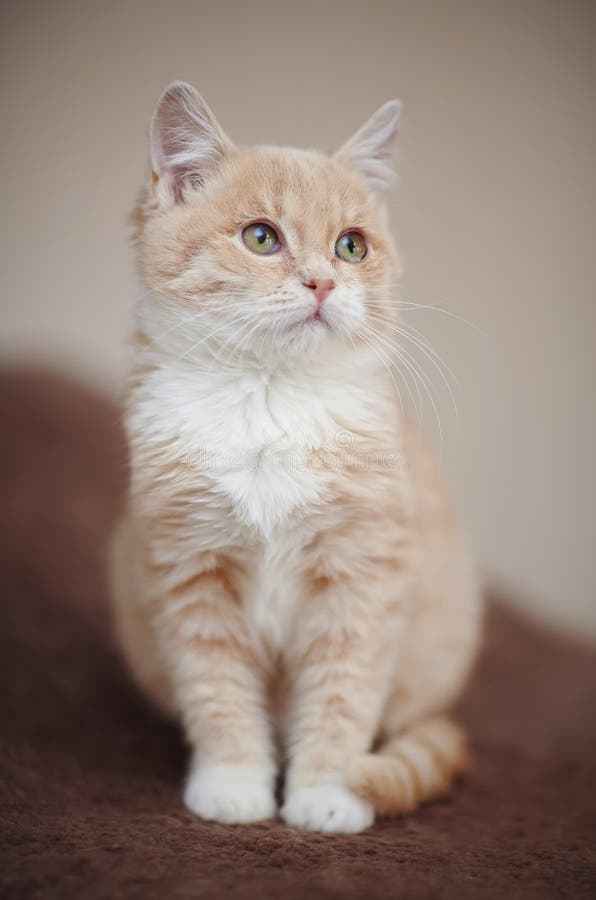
(287, 308, 332, 332)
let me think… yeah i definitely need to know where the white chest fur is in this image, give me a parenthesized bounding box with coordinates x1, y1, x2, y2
(132, 343, 385, 539)
(129, 336, 397, 654)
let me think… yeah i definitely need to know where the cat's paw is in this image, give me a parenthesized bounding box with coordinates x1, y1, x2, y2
(282, 783, 375, 833)
(184, 764, 276, 825)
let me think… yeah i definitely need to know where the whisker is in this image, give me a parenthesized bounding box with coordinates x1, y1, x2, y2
(367, 312, 459, 425)
(360, 322, 445, 453)
(358, 323, 423, 425)
(352, 326, 408, 428)
(173, 309, 257, 369)
(377, 295, 484, 334)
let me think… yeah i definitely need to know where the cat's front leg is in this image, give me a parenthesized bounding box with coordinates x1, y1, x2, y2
(281, 577, 401, 833)
(152, 562, 277, 825)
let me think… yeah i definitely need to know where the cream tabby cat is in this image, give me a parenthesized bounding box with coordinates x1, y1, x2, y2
(110, 82, 481, 833)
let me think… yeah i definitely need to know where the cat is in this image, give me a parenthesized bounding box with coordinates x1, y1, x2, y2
(110, 81, 481, 834)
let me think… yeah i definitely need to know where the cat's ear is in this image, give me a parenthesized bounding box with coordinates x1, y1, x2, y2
(335, 100, 401, 196)
(149, 81, 234, 205)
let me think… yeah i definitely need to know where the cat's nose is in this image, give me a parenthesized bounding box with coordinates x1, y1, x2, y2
(303, 277, 335, 303)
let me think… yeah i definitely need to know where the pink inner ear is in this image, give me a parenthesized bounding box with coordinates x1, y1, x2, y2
(150, 82, 232, 204)
(336, 100, 401, 196)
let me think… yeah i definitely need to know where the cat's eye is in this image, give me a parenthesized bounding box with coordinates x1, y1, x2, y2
(241, 222, 281, 255)
(335, 230, 367, 263)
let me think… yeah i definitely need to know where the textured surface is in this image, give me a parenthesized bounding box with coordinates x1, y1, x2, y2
(1, 370, 595, 899)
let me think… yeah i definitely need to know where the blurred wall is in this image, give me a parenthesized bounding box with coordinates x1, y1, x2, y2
(1, 0, 595, 635)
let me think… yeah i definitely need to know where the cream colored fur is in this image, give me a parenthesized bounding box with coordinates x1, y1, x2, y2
(110, 81, 481, 834)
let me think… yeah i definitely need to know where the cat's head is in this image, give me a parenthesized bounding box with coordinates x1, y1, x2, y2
(136, 81, 401, 367)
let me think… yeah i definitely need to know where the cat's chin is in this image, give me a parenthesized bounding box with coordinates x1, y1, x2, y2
(278, 336, 332, 363)
(273, 316, 339, 362)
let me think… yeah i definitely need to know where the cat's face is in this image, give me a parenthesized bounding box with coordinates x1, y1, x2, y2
(137, 83, 401, 367)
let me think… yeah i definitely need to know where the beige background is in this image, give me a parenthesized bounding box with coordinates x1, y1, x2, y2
(1, 0, 595, 635)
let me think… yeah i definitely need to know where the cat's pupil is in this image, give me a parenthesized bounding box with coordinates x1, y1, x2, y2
(256, 227, 266, 244)
(346, 236, 355, 255)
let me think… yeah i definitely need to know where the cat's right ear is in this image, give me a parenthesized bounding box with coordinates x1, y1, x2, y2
(335, 100, 401, 197)
(149, 81, 234, 206)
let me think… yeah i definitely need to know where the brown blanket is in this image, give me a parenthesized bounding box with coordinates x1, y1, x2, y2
(1, 370, 595, 899)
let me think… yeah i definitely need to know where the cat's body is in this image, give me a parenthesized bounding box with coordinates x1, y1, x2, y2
(111, 83, 481, 833)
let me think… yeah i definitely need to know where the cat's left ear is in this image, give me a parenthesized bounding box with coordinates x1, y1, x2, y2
(149, 81, 235, 206)
(335, 100, 402, 197)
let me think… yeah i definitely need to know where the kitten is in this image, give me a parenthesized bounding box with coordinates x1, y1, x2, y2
(110, 81, 481, 834)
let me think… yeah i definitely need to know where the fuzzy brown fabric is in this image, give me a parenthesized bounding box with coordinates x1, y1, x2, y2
(1, 370, 595, 900)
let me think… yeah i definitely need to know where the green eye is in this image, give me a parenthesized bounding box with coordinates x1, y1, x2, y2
(335, 230, 367, 263)
(242, 222, 280, 255)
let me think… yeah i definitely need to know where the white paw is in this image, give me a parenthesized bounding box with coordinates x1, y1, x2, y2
(282, 783, 375, 834)
(184, 764, 276, 825)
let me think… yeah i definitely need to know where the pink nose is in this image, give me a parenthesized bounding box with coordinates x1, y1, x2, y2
(303, 277, 335, 303)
